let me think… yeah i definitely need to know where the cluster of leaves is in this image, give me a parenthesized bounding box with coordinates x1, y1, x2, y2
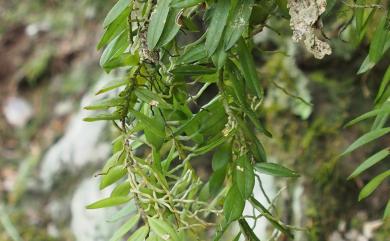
(83, 0, 302, 240)
(342, 1, 390, 219)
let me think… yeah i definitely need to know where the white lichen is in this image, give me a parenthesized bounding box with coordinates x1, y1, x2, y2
(287, 0, 331, 59)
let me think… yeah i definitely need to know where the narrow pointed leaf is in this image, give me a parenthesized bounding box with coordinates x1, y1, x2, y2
(148, 217, 180, 241)
(86, 196, 132, 209)
(127, 226, 149, 241)
(205, 0, 230, 56)
(342, 128, 390, 156)
(348, 149, 390, 179)
(147, 0, 172, 49)
(359, 170, 390, 201)
(255, 162, 299, 178)
(224, 0, 253, 50)
(224, 185, 245, 224)
(109, 214, 140, 241)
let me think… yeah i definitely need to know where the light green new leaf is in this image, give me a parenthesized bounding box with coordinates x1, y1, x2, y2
(224, 185, 245, 224)
(96, 80, 127, 95)
(109, 214, 140, 241)
(84, 97, 125, 110)
(127, 226, 149, 241)
(171, 0, 203, 8)
(348, 148, 390, 179)
(147, 0, 172, 49)
(205, 0, 230, 56)
(107, 203, 135, 222)
(103, 0, 132, 28)
(224, 0, 253, 50)
(148, 217, 180, 241)
(111, 181, 131, 197)
(86, 196, 132, 209)
(83, 113, 121, 122)
(342, 128, 390, 156)
(359, 170, 390, 201)
(100, 165, 127, 189)
(358, 39, 390, 74)
(255, 162, 300, 178)
(234, 155, 255, 199)
(237, 38, 263, 99)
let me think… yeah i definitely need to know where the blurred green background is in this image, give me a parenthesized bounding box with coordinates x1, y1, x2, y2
(0, 1, 389, 241)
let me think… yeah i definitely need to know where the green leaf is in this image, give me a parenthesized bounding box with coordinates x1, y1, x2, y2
(96, 80, 127, 95)
(148, 217, 180, 241)
(147, 0, 172, 49)
(348, 148, 390, 179)
(134, 88, 173, 109)
(234, 155, 255, 199)
(107, 203, 135, 222)
(384, 200, 390, 219)
(100, 165, 127, 189)
(103, 52, 139, 72)
(368, 16, 389, 64)
(127, 226, 149, 241)
(98, 5, 130, 50)
(359, 170, 390, 201)
(194, 133, 231, 155)
(249, 196, 293, 239)
(375, 66, 390, 104)
(83, 113, 121, 122)
(342, 128, 390, 156)
(209, 168, 226, 196)
(224, 0, 253, 50)
(170, 65, 217, 75)
(103, 0, 132, 28)
(237, 37, 263, 99)
(238, 219, 260, 241)
(255, 162, 300, 178)
(345, 105, 390, 127)
(84, 97, 125, 110)
(100, 30, 128, 71)
(156, 8, 181, 47)
(86, 196, 132, 209)
(171, 0, 203, 8)
(205, 0, 230, 56)
(111, 181, 131, 197)
(130, 110, 165, 138)
(358, 39, 390, 74)
(176, 43, 207, 64)
(224, 185, 245, 224)
(212, 143, 231, 171)
(109, 214, 140, 241)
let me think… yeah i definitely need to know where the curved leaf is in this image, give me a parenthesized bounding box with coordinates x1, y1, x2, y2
(348, 148, 390, 179)
(359, 170, 390, 201)
(255, 162, 299, 178)
(342, 128, 390, 156)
